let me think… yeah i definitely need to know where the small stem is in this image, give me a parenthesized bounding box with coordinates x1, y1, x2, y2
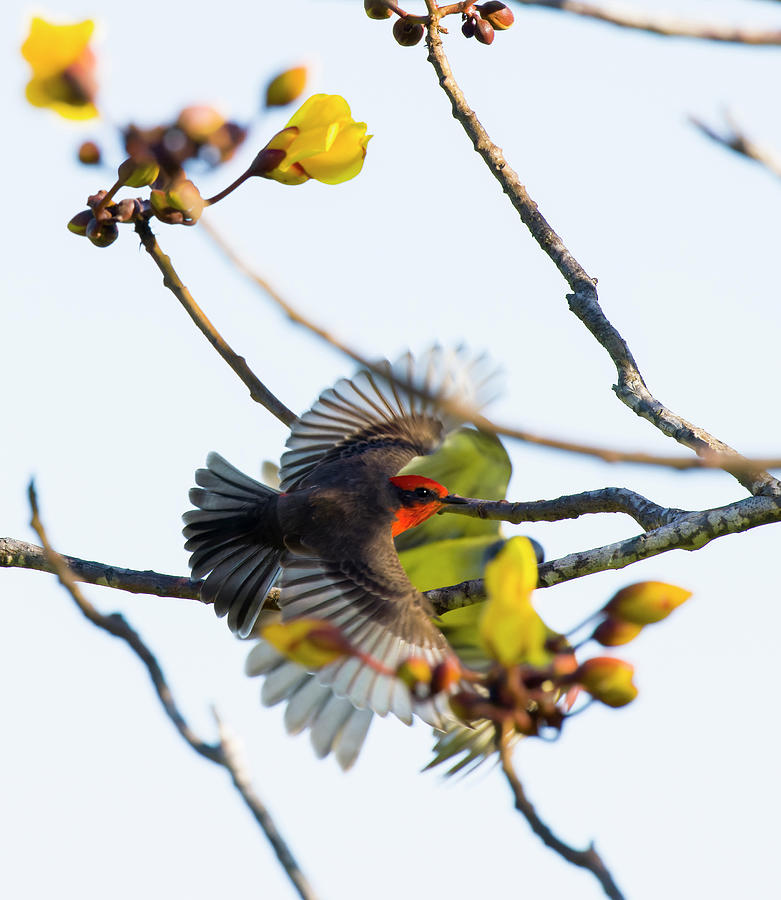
(204, 170, 252, 206)
(134, 218, 297, 427)
(499, 734, 625, 900)
(94, 176, 125, 216)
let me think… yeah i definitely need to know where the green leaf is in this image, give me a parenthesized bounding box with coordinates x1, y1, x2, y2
(395, 428, 511, 551)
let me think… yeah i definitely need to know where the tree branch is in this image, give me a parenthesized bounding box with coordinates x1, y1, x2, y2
(134, 217, 297, 427)
(201, 215, 781, 477)
(11, 489, 779, 616)
(499, 736, 625, 900)
(26, 483, 316, 900)
(691, 114, 781, 180)
(427, 491, 781, 609)
(423, 7, 781, 498)
(449, 487, 685, 531)
(516, 0, 781, 45)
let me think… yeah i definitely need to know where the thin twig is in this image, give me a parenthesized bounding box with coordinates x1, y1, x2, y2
(422, 5, 781, 498)
(691, 114, 781, 180)
(499, 735, 625, 900)
(134, 217, 297, 427)
(27, 483, 317, 900)
(516, 0, 781, 45)
(201, 218, 781, 477)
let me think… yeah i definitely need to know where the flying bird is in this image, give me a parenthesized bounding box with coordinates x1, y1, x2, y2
(183, 347, 496, 767)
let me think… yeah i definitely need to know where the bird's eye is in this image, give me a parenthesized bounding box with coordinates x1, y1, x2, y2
(414, 487, 432, 499)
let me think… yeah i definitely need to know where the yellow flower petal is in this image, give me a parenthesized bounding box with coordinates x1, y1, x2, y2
(22, 17, 94, 79)
(25, 76, 98, 120)
(286, 93, 352, 130)
(301, 125, 371, 185)
(479, 536, 546, 666)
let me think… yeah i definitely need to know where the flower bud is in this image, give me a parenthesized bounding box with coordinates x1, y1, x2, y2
(396, 657, 433, 695)
(577, 657, 638, 708)
(430, 656, 462, 695)
(117, 156, 160, 189)
(393, 18, 424, 47)
(166, 179, 205, 222)
(364, 0, 392, 19)
(462, 16, 477, 38)
(113, 198, 139, 223)
(176, 105, 225, 142)
(265, 66, 308, 108)
(477, 2, 514, 30)
(77, 141, 101, 165)
(605, 581, 692, 625)
(85, 218, 118, 248)
(449, 690, 484, 722)
(67, 209, 94, 235)
(262, 619, 355, 669)
(592, 617, 644, 647)
(474, 17, 495, 45)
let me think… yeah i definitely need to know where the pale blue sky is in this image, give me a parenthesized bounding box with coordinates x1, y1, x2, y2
(3, 2, 781, 898)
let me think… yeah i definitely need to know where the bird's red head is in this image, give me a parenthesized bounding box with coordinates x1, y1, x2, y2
(389, 475, 451, 537)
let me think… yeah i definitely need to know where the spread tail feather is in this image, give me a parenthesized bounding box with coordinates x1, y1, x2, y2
(183, 452, 283, 638)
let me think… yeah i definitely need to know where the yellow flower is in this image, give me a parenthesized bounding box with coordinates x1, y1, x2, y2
(22, 17, 98, 120)
(479, 536, 547, 667)
(260, 94, 371, 185)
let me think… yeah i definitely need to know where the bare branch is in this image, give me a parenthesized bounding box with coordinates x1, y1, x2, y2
(26, 484, 317, 900)
(8, 487, 781, 616)
(427, 491, 781, 611)
(134, 218, 297, 427)
(691, 114, 781, 180)
(0, 536, 203, 600)
(499, 735, 625, 900)
(516, 0, 781, 45)
(447, 487, 685, 531)
(422, 9, 781, 498)
(0, 535, 280, 611)
(202, 213, 781, 477)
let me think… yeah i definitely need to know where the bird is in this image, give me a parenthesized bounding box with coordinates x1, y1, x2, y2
(183, 347, 496, 768)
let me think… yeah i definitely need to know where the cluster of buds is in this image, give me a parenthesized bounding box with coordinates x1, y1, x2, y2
(461, 2, 514, 45)
(67, 156, 206, 247)
(364, 1, 514, 48)
(123, 106, 248, 182)
(589, 581, 693, 647)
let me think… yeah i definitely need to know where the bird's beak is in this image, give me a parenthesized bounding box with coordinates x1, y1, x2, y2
(441, 494, 469, 505)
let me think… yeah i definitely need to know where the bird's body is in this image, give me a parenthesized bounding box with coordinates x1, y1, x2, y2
(183, 348, 494, 767)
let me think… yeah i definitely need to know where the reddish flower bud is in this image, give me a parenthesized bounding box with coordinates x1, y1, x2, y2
(396, 657, 433, 695)
(265, 67, 308, 108)
(605, 581, 692, 625)
(67, 209, 93, 236)
(364, 0, 393, 19)
(592, 617, 644, 647)
(430, 656, 463, 695)
(477, 2, 514, 30)
(449, 690, 484, 722)
(113, 198, 139, 223)
(77, 141, 101, 165)
(393, 18, 424, 47)
(474, 17, 495, 45)
(577, 657, 638, 708)
(176, 105, 225, 142)
(85, 218, 118, 248)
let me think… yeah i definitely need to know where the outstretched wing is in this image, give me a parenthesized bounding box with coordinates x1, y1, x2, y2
(279, 346, 497, 491)
(279, 540, 455, 727)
